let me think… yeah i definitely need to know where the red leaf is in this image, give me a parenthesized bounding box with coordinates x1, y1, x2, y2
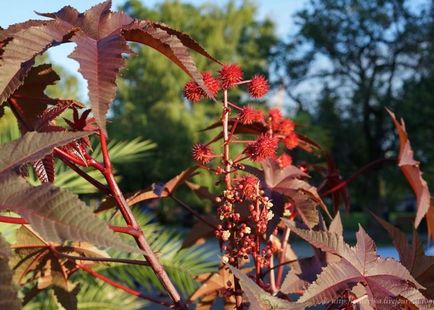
(8, 64, 60, 127)
(40, 1, 133, 134)
(123, 21, 213, 98)
(387, 109, 431, 228)
(0, 20, 76, 105)
(286, 220, 428, 308)
(373, 213, 434, 298)
(33, 155, 55, 183)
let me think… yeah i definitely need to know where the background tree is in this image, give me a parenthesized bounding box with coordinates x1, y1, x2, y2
(274, 0, 432, 214)
(110, 0, 276, 220)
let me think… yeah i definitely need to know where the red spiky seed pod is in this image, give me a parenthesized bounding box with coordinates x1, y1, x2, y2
(238, 106, 264, 124)
(278, 119, 295, 136)
(276, 153, 293, 168)
(245, 134, 278, 161)
(202, 72, 220, 97)
(192, 143, 213, 164)
(268, 108, 283, 131)
(219, 64, 243, 89)
(184, 72, 220, 102)
(284, 132, 299, 150)
(184, 80, 203, 102)
(248, 74, 269, 98)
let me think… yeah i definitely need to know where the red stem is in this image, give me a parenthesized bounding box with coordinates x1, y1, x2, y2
(321, 158, 395, 196)
(97, 130, 186, 309)
(222, 90, 232, 190)
(78, 263, 173, 308)
(52, 246, 150, 266)
(56, 153, 111, 195)
(275, 227, 290, 288)
(53, 147, 87, 166)
(0, 215, 133, 236)
(0, 215, 27, 224)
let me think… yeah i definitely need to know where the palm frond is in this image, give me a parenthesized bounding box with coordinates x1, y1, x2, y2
(102, 211, 218, 296)
(22, 276, 147, 310)
(92, 137, 156, 164)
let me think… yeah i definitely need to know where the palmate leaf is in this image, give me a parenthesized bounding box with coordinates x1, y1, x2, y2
(39, 1, 133, 134)
(39, 1, 216, 134)
(7, 64, 60, 126)
(0, 20, 76, 105)
(373, 213, 434, 298)
(285, 220, 429, 309)
(0, 173, 137, 253)
(227, 264, 303, 310)
(0, 233, 22, 310)
(280, 214, 343, 295)
(0, 131, 89, 176)
(260, 159, 327, 233)
(387, 109, 431, 229)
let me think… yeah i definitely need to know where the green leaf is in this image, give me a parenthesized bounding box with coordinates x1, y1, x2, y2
(0, 131, 90, 176)
(0, 173, 138, 253)
(0, 232, 22, 310)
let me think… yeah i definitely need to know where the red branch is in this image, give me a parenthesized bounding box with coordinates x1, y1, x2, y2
(0, 215, 132, 235)
(97, 130, 186, 309)
(78, 263, 173, 308)
(321, 158, 395, 196)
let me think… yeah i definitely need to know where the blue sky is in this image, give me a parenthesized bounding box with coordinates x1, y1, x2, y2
(0, 0, 306, 101)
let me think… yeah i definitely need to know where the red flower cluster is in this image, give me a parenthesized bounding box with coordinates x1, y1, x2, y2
(184, 72, 220, 102)
(245, 134, 278, 161)
(238, 106, 264, 124)
(248, 74, 269, 98)
(192, 143, 213, 164)
(219, 64, 243, 89)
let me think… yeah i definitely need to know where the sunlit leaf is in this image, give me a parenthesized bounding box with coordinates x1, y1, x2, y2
(0, 21, 76, 104)
(387, 109, 431, 229)
(0, 173, 138, 252)
(285, 220, 428, 308)
(0, 232, 22, 310)
(0, 131, 89, 176)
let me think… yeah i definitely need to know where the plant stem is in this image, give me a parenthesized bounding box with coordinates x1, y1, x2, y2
(57, 153, 111, 195)
(97, 130, 186, 309)
(222, 90, 243, 309)
(269, 253, 277, 293)
(52, 246, 150, 266)
(222, 90, 232, 190)
(53, 147, 87, 166)
(78, 263, 173, 308)
(275, 227, 290, 288)
(320, 158, 395, 196)
(0, 215, 133, 235)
